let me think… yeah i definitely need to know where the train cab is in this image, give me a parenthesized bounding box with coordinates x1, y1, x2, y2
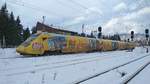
(16, 33, 44, 55)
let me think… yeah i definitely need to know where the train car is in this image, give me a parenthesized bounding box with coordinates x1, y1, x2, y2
(127, 42, 135, 49)
(100, 39, 112, 51)
(16, 32, 135, 56)
(118, 42, 125, 50)
(63, 36, 90, 53)
(16, 33, 46, 55)
(16, 32, 95, 55)
(112, 40, 118, 50)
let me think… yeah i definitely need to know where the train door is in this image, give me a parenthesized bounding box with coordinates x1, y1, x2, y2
(96, 39, 100, 51)
(97, 40, 103, 51)
(89, 39, 97, 51)
(112, 41, 117, 50)
(93, 39, 97, 50)
(68, 36, 76, 52)
(47, 39, 55, 51)
(76, 37, 82, 52)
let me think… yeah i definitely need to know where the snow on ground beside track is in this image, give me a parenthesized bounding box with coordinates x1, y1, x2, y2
(128, 64, 150, 84)
(80, 51, 150, 84)
(0, 47, 150, 84)
(0, 48, 21, 58)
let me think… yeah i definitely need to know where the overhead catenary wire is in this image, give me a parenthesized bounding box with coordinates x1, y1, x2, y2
(6, 0, 102, 18)
(5, 0, 69, 28)
(68, 0, 102, 16)
(69, 0, 87, 9)
(5, 0, 84, 28)
(6, 0, 90, 17)
(4, 0, 102, 30)
(60, 0, 102, 28)
(6, 0, 62, 17)
(55, 0, 83, 12)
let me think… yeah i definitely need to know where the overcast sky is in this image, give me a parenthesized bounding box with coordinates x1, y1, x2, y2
(0, 0, 150, 34)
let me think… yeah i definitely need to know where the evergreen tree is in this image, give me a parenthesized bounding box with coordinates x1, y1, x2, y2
(15, 16, 24, 45)
(0, 3, 24, 47)
(0, 3, 9, 47)
(23, 28, 30, 41)
(10, 12, 14, 21)
(90, 31, 94, 38)
(5, 12, 16, 46)
(31, 26, 37, 34)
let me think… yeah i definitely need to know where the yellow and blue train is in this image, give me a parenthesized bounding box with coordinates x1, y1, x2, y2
(16, 32, 135, 56)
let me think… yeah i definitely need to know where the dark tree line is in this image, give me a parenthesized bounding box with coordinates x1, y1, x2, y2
(0, 3, 30, 48)
(102, 34, 121, 41)
(75, 26, 121, 41)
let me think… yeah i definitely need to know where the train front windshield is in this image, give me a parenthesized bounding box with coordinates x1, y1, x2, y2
(21, 34, 38, 47)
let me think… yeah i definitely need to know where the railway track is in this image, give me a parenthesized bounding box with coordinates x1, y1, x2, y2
(72, 54, 150, 84)
(0, 49, 130, 60)
(1, 47, 149, 84)
(121, 62, 150, 84)
(0, 52, 99, 59)
(1, 49, 149, 84)
(1, 53, 124, 76)
(0, 53, 107, 70)
(0, 56, 26, 59)
(0, 51, 128, 72)
(0, 54, 54, 59)
(1, 54, 149, 78)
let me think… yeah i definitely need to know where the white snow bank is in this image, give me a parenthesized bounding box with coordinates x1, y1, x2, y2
(0, 47, 150, 84)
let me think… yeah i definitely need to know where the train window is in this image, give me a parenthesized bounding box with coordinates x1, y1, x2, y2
(42, 37, 47, 41)
(21, 35, 37, 47)
(47, 39, 55, 49)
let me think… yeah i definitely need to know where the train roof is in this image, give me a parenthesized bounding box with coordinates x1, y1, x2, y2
(37, 32, 134, 43)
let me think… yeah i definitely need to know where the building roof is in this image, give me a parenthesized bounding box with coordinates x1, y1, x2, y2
(36, 22, 78, 35)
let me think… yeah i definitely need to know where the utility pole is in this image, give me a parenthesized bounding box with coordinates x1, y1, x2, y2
(82, 24, 84, 34)
(81, 24, 85, 37)
(42, 16, 45, 24)
(2, 35, 6, 48)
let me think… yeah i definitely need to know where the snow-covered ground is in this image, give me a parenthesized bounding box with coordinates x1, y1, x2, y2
(0, 47, 150, 84)
(128, 64, 150, 84)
